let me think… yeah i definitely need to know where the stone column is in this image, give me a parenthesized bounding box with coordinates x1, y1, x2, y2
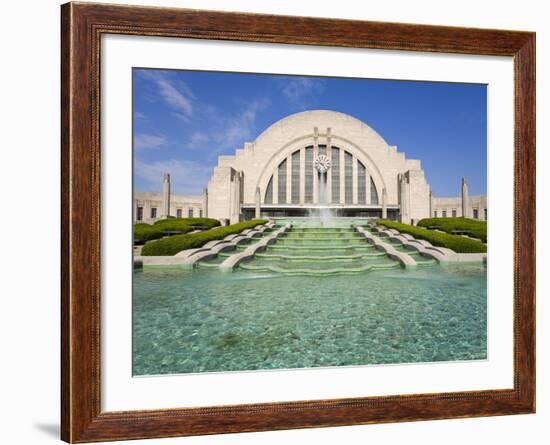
(299, 148, 305, 204)
(312, 127, 319, 204)
(382, 187, 388, 219)
(461, 177, 470, 218)
(366, 173, 371, 205)
(399, 174, 410, 224)
(230, 171, 242, 224)
(286, 155, 292, 204)
(326, 128, 332, 204)
(162, 173, 170, 218)
(339, 148, 345, 204)
(272, 166, 279, 205)
(352, 156, 358, 204)
(202, 188, 208, 218)
(255, 186, 261, 218)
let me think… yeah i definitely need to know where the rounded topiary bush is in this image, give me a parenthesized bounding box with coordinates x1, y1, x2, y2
(133, 224, 164, 244)
(377, 220, 487, 253)
(141, 219, 268, 256)
(152, 217, 220, 231)
(417, 217, 487, 243)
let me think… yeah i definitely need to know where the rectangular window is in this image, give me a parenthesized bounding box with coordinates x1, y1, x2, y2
(357, 162, 366, 204)
(318, 144, 326, 157)
(291, 151, 300, 204)
(199, 209, 203, 218)
(434, 210, 438, 218)
(452, 209, 457, 217)
(304, 147, 313, 203)
(137, 206, 143, 221)
(150, 207, 157, 219)
(331, 147, 340, 203)
(442, 210, 447, 217)
(188, 208, 193, 217)
(344, 152, 353, 204)
(473, 208, 478, 219)
(278, 159, 287, 204)
(484, 208, 487, 220)
(176, 208, 182, 218)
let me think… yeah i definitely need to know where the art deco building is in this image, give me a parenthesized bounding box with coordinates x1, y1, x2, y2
(134, 110, 487, 225)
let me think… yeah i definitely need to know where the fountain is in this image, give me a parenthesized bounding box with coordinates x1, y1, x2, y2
(196, 156, 433, 275)
(316, 172, 334, 227)
(308, 154, 335, 228)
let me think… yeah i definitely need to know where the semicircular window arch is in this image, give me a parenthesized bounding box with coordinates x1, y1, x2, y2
(263, 146, 378, 205)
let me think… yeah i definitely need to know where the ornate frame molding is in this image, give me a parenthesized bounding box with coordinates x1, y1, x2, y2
(61, 2, 535, 442)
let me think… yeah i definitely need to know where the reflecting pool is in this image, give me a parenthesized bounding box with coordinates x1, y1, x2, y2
(133, 260, 487, 375)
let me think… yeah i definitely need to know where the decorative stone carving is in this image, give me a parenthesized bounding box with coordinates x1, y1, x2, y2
(313, 154, 331, 173)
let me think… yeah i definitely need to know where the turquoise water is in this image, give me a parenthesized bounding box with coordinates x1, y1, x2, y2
(133, 262, 487, 375)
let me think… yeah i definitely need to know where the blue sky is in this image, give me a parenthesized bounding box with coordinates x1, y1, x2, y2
(133, 68, 487, 197)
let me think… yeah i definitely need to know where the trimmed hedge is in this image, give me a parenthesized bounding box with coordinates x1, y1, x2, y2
(417, 217, 487, 243)
(376, 220, 487, 253)
(134, 223, 164, 243)
(152, 217, 220, 231)
(141, 219, 269, 256)
(134, 218, 220, 244)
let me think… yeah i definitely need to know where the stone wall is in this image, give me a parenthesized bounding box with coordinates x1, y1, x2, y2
(432, 195, 487, 220)
(134, 192, 204, 224)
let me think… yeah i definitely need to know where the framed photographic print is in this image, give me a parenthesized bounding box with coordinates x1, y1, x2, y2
(61, 2, 535, 443)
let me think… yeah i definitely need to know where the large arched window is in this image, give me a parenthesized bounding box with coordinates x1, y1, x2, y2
(263, 146, 378, 205)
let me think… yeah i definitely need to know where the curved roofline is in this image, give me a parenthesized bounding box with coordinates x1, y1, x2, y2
(253, 109, 390, 146)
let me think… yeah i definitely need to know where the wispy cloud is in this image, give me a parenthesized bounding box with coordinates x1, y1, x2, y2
(134, 159, 213, 195)
(134, 111, 146, 120)
(140, 71, 194, 120)
(134, 133, 166, 150)
(222, 98, 270, 146)
(186, 131, 210, 149)
(279, 77, 325, 108)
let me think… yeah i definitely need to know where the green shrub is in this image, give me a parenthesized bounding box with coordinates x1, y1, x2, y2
(141, 219, 269, 256)
(376, 220, 487, 253)
(134, 218, 220, 244)
(133, 224, 164, 243)
(152, 217, 220, 231)
(417, 217, 487, 243)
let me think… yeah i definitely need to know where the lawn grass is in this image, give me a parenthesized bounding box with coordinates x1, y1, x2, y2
(417, 217, 487, 243)
(141, 219, 269, 256)
(376, 220, 487, 253)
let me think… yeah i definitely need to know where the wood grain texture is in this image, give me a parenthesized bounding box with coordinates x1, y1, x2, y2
(60, 2, 536, 442)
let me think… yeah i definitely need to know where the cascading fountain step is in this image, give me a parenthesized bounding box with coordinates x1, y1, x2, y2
(238, 260, 400, 276)
(235, 223, 405, 276)
(196, 231, 270, 269)
(267, 245, 376, 252)
(254, 252, 387, 261)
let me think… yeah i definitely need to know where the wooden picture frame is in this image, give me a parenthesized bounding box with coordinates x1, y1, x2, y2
(61, 2, 535, 442)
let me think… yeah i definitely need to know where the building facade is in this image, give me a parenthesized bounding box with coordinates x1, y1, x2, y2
(134, 174, 205, 224)
(133, 111, 487, 225)
(431, 179, 488, 220)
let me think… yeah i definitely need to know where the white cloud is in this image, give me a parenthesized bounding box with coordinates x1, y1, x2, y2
(186, 131, 210, 149)
(280, 77, 325, 108)
(140, 71, 194, 119)
(134, 159, 213, 195)
(134, 133, 166, 150)
(219, 98, 270, 146)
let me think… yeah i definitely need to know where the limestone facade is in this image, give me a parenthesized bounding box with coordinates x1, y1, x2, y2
(134, 190, 204, 224)
(431, 195, 488, 220)
(133, 110, 487, 225)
